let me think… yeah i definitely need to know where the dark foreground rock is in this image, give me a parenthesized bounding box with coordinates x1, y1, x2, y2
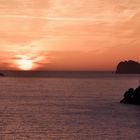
(120, 86, 140, 105)
(116, 60, 140, 74)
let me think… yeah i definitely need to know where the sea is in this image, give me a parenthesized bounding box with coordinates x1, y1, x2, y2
(0, 72, 140, 140)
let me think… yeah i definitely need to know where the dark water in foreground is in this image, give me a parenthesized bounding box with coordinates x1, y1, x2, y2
(0, 73, 140, 139)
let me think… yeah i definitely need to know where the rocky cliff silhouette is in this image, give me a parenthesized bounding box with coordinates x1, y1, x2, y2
(120, 86, 140, 105)
(116, 60, 140, 74)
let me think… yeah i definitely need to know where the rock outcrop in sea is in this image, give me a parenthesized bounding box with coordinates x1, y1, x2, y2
(116, 60, 140, 74)
(120, 86, 140, 105)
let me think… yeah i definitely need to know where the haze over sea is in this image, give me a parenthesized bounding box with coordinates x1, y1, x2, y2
(0, 72, 140, 140)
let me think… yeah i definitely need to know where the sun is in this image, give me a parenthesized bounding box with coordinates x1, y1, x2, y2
(18, 59, 33, 71)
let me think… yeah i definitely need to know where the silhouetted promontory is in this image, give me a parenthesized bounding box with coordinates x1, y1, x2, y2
(120, 86, 140, 105)
(116, 60, 140, 74)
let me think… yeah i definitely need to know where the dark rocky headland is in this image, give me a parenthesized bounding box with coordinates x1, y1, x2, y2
(116, 60, 140, 74)
(120, 86, 140, 105)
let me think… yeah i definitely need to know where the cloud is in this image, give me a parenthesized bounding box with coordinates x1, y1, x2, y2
(0, 0, 140, 70)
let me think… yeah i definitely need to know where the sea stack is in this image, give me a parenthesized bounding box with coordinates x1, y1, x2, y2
(116, 60, 140, 74)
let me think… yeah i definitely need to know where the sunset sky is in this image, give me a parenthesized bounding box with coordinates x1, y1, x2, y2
(0, 0, 140, 71)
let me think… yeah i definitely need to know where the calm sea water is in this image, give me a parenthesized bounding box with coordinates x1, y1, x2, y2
(0, 73, 140, 140)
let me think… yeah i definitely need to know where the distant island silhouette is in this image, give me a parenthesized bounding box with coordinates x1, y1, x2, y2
(116, 60, 140, 74)
(0, 73, 4, 77)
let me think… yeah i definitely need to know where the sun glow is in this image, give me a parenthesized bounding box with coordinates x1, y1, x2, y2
(18, 59, 33, 70)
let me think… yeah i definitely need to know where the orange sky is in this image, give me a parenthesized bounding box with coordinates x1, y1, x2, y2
(0, 0, 140, 71)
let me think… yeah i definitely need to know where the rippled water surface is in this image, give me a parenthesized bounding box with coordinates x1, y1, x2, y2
(0, 74, 140, 140)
